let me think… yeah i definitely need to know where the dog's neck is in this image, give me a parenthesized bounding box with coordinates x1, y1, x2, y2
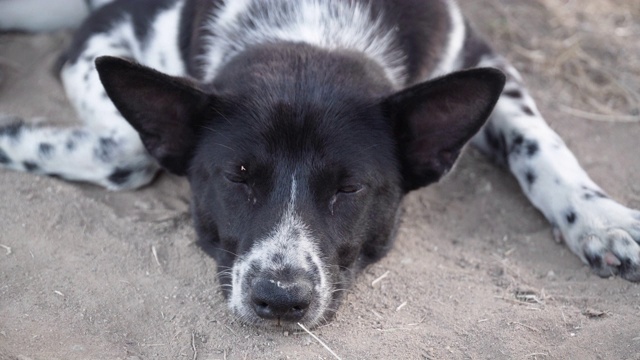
(183, 0, 409, 87)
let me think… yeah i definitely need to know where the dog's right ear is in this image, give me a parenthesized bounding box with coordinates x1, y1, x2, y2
(95, 56, 210, 175)
(383, 68, 505, 192)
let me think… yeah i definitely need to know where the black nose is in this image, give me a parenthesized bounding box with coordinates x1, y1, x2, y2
(250, 277, 313, 321)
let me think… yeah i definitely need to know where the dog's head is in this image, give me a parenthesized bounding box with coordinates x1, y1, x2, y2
(95, 51, 504, 329)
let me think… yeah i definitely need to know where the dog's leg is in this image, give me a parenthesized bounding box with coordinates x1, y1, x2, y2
(464, 40, 640, 281)
(0, 119, 156, 190)
(0, 26, 159, 190)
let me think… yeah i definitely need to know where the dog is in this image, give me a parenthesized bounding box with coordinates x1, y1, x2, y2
(1, 0, 639, 329)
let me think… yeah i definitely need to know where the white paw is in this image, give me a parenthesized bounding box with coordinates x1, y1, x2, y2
(556, 197, 640, 281)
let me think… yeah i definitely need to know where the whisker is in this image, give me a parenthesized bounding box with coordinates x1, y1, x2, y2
(210, 106, 234, 126)
(214, 142, 237, 152)
(210, 247, 240, 257)
(330, 288, 350, 294)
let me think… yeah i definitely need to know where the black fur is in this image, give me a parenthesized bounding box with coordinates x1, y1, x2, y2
(23, 161, 39, 172)
(39, 143, 54, 158)
(582, 185, 608, 200)
(0, 122, 24, 138)
(522, 105, 535, 116)
(0, 149, 11, 164)
(108, 167, 133, 185)
(94, 137, 117, 163)
(525, 170, 536, 187)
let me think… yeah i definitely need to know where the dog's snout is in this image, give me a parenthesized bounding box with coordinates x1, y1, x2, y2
(250, 277, 313, 321)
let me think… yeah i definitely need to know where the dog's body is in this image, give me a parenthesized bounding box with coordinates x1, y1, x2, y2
(1, 0, 639, 329)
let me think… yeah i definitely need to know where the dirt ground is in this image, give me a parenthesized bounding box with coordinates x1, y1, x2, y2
(1, 0, 639, 359)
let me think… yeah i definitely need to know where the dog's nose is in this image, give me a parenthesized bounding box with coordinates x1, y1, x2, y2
(250, 277, 313, 321)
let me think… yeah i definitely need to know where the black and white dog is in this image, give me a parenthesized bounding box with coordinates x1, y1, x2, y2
(1, 0, 639, 329)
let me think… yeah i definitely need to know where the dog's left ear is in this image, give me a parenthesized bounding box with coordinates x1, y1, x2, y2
(384, 68, 505, 192)
(95, 56, 211, 175)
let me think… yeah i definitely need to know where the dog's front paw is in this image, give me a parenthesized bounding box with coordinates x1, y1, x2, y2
(557, 198, 640, 281)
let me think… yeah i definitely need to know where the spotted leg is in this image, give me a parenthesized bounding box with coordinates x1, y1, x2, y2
(467, 51, 640, 281)
(0, 118, 156, 190)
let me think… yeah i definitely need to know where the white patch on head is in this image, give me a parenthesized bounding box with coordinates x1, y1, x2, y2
(229, 176, 331, 327)
(200, 0, 407, 86)
(429, 0, 466, 78)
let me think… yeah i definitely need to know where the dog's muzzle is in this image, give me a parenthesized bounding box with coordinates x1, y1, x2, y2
(228, 194, 331, 327)
(228, 242, 331, 327)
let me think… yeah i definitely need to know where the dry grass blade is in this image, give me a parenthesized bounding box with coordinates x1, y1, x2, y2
(371, 270, 390, 287)
(0, 244, 11, 255)
(511, 321, 540, 333)
(395, 301, 407, 312)
(152, 245, 161, 267)
(191, 332, 197, 360)
(297, 323, 342, 360)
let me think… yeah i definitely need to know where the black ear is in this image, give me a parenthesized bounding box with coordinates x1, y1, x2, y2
(384, 68, 505, 192)
(95, 56, 210, 175)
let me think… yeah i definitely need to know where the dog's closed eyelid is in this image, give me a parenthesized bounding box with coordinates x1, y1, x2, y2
(337, 184, 364, 194)
(223, 172, 247, 184)
(221, 163, 251, 182)
(329, 185, 364, 214)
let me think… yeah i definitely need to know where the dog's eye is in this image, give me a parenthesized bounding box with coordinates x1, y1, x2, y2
(224, 173, 247, 184)
(337, 184, 363, 194)
(330, 184, 364, 214)
(223, 164, 249, 184)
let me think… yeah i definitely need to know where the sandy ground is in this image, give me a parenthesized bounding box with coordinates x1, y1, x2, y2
(1, 1, 640, 359)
